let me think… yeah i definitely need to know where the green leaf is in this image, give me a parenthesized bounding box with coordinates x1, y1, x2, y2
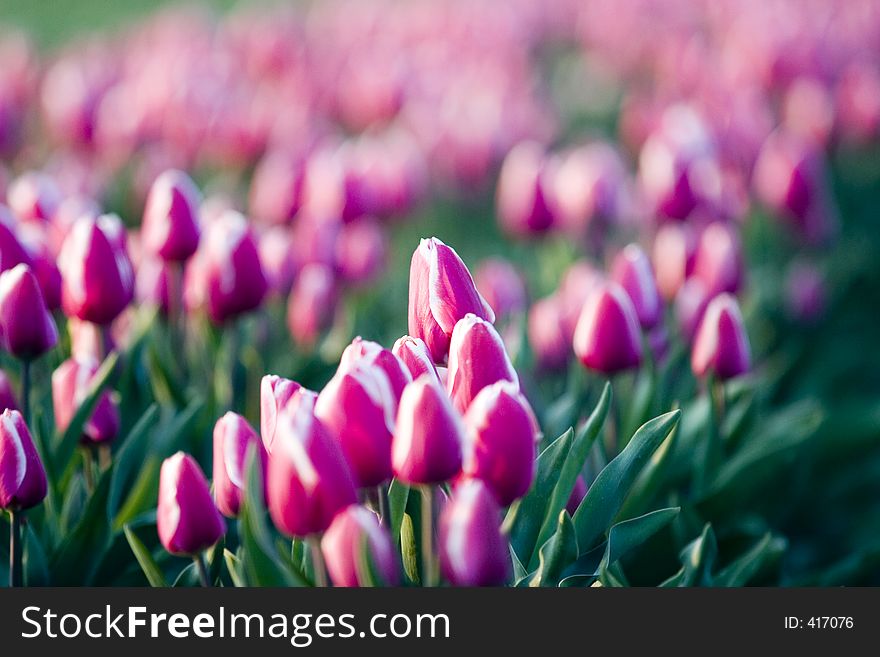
(400, 513, 419, 585)
(660, 524, 717, 587)
(531, 511, 578, 587)
(387, 479, 409, 547)
(531, 384, 611, 569)
(506, 428, 574, 565)
(24, 524, 50, 586)
(224, 549, 246, 587)
(124, 525, 167, 587)
(573, 410, 681, 553)
(715, 532, 786, 587)
(113, 457, 161, 531)
(510, 545, 528, 584)
(107, 404, 159, 522)
(599, 507, 679, 576)
(617, 422, 680, 520)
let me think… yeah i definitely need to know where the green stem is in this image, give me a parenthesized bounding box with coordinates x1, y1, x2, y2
(421, 486, 436, 587)
(697, 374, 725, 493)
(20, 359, 30, 427)
(377, 484, 390, 526)
(194, 553, 211, 587)
(82, 447, 95, 493)
(308, 535, 327, 587)
(9, 510, 22, 587)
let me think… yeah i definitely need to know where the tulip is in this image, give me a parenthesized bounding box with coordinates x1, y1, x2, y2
(496, 141, 557, 236)
(0, 263, 58, 360)
(691, 293, 751, 380)
(52, 357, 120, 444)
(447, 313, 518, 414)
(248, 150, 305, 226)
(68, 316, 115, 361)
(573, 282, 643, 374)
(258, 226, 297, 297)
(652, 222, 696, 300)
(17, 225, 63, 310)
(474, 259, 527, 322)
(6, 171, 61, 224)
(565, 476, 587, 516)
(391, 335, 441, 383)
(339, 337, 412, 405)
(553, 142, 630, 233)
(260, 374, 301, 453)
(692, 222, 742, 297)
(392, 375, 464, 486)
(0, 408, 47, 586)
(785, 261, 825, 322)
(135, 256, 172, 316)
(0, 205, 33, 274)
(286, 263, 338, 347)
(674, 278, 711, 343)
(336, 218, 387, 285)
(157, 452, 226, 576)
(315, 362, 395, 488)
(321, 505, 400, 587)
(141, 169, 201, 262)
(267, 390, 357, 538)
(438, 479, 510, 586)
(58, 214, 135, 325)
(408, 237, 494, 364)
(462, 381, 538, 506)
(184, 210, 267, 324)
(611, 243, 661, 329)
(212, 412, 265, 518)
(527, 295, 570, 371)
(0, 370, 19, 412)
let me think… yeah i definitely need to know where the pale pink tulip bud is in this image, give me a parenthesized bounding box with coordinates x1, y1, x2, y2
(339, 337, 412, 405)
(391, 335, 441, 383)
(321, 505, 400, 587)
(212, 412, 266, 518)
(528, 295, 570, 371)
(496, 141, 557, 236)
(692, 222, 742, 297)
(52, 357, 119, 444)
(286, 263, 338, 347)
(674, 278, 711, 343)
(336, 217, 387, 285)
(611, 244, 662, 329)
(691, 294, 751, 380)
(653, 222, 696, 300)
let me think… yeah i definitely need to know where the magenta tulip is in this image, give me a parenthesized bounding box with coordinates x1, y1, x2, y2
(496, 141, 557, 236)
(691, 294, 751, 380)
(0, 263, 58, 359)
(260, 374, 302, 454)
(157, 452, 226, 556)
(141, 169, 202, 262)
(321, 505, 400, 587)
(52, 357, 119, 444)
(391, 335, 441, 383)
(392, 375, 464, 485)
(462, 381, 538, 506)
(611, 243, 662, 329)
(573, 282, 643, 374)
(0, 409, 47, 510)
(447, 313, 518, 414)
(339, 337, 411, 405)
(212, 412, 265, 518)
(0, 205, 32, 274)
(267, 390, 358, 537)
(407, 237, 495, 364)
(439, 479, 510, 586)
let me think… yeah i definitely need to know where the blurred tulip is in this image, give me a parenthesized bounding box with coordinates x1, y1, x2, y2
(58, 214, 134, 325)
(158, 452, 226, 556)
(652, 222, 696, 300)
(573, 282, 643, 374)
(0, 409, 47, 510)
(315, 362, 396, 488)
(339, 336, 411, 404)
(408, 237, 494, 364)
(212, 412, 265, 518)
(496, 141, 557, 236)
(0, 263, 58, 359)
(528, 295, 570, 371)
(67, 316, 114, 361)
(17, 225, 62, 310)
(691, 293, 751, 380)
(611, 243, 661, 329)
(474, 258, 527, 322)
(141, 169, 202, 262)
(52, 357, 119, 444)
(565, 475, 587, 516)
(257, 226, 297, 297)
(692, 222, 742, 297)
(135, 256, 172, 315)
(392, 375, 463, 485)
(674, 278, 711, 343)
(554, 142, 630, 233)
(321, 505, 400, 587)
(0, 205, 33, 273)
(447, 313, 518, 414)
(0, 370, 19, 412)
(6, 171, 61, 223)
(248, 150, 305, 225)
(267, 390, 358, 537)
(391, 335, 441, 383)
(260, 374, 301, 453)
(438, 479, 510, 586)
(462, 381, 538, 506)
(785, 261, 825, 323)
(336, 217, 387, 285)
(286, 263, 338, 347)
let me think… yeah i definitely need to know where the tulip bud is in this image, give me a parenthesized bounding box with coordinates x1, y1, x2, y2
(286, 263, 338, 347)
(321, 505, 400, 587)
(185, 210, 267, 324)
(784, 261, 825, 322)
(315, 362, 396, 487)
(248, 150, 305, 226)
(496, 141, 557, 236)
(260, 374, 302, 453)
(565, 475, 587, 516)
(339, 337, 411, 405)
(0, 205, 33, 273)
(0, 409, 47, 510)
(674, 278, 711, 343)
(692, 222, 742, 297)
(52, 357, 119, 444)
(391, 335, 441, 383)
(141, 169, 202, 262)
(336, 218, 387, 285)
(135, 256, 172, 316)
(58, 214, 134, 325)
(438, 479, 510, 586)
(408, 237, 494, 364)
(17, 225, 62, 310)
(267, 390, 358, 537)
(0, 370, 19, 412)
(611, 244, 661, 329)
(212, 412, 265, 518)
(573, 283, 643, 374)
(474, 259, 527, 322)
(447, 314, 518, 414)
(6, 171, 61, 223)
(691, 293, 751, 380)
(0, 263, 58, 360)
(462, 381, 538, 505)
(258, 226, 297, 297)
(528, 296, 570, 371)
(157, 452, 226, 555)
(652, 222, 696, 300)
(392, 375, 464, 485)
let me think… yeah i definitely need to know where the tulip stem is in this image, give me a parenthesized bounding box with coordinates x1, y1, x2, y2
(697, 374, 725, 493)
(81, 447, 95, 493)
(20, 359, 31, 427)
(194, 553, 211, 587)
(421, 486, 436, 587)
(308, 536, 327, 587)
(377, 484, 390, 526)
(8, 509, 22, 587)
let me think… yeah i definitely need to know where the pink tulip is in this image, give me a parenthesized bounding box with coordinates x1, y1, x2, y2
(439, 479, 510, 586)
(391, 335, 441, 383)
(611, 243, 662, 329)
(0, 263, 58, 359)
(408, 237, 494, 363)
(6, 171, 61, 224)
(336, 217, 387, 285)
(286, 263, 338, 347)
(692, 222, 742, 297)
(257, 226, 297, 297)
(141, 169, 202, 262)
(573, 282, 643, 374)
(339, 337, 411, 405)
(496, 141, 557, 236)
(446, 313, 518, 414)
(212, 412, 265, 518)
(0, 409, 47, 510)
(474, 259, 527, 322)
(691, 293, 751, 380)
(52, 357, 119, 444)
(674, 278, 711, 343)
(527, 295, 570, 371)
(652, 222, 696, 300)
(321, 505, 400, 587)
(248, 150, 305, 226)
(462, 381, 538, 506)
(158, 452, 226, 556)
(260, 374, 302, 454)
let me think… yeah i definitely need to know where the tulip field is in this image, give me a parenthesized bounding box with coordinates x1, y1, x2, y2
(1, 0, 879, 589)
